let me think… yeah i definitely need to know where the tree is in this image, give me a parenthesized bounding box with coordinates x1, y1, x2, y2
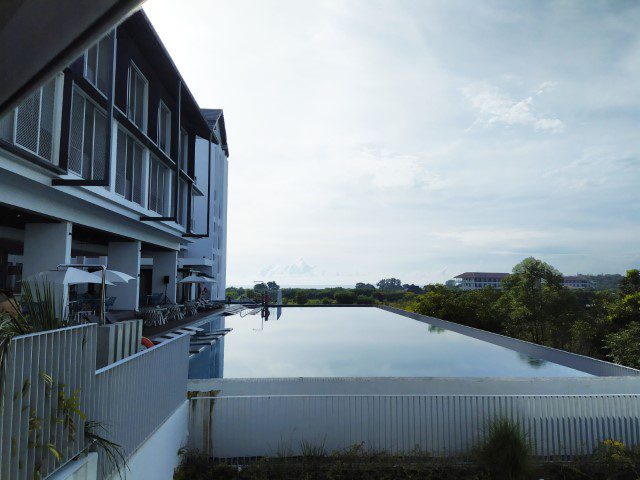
(295, 291, 308, 304)
(619, 269, 640, 296)
(498, 257, 567, 345)
(334, 291, 356, 304)
(412, 284, 467, 323)
(355, 282, 375, 291)
(604, 322, 640, 369)
(376, 278, 403, 291)
(609, 291, 640, 328)
(267, 281, 280, 290)
(254, 282, 267, 293)
(402, 284, 423, 294)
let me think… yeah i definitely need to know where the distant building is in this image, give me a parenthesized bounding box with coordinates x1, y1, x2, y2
(453, 272, 595, 290)
(563, 275, 595, 289)
(454, 272, 509, 290)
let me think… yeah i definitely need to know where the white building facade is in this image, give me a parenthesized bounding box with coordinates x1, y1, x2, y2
(453, 272, 594, 291)
(0, 11, 228, 311)
(453, 272, 509, 290)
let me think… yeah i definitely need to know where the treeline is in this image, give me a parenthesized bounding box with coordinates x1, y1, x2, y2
(226, 278, 415, 306)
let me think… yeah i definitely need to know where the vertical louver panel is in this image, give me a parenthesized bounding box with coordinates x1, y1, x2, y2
(0, 113, 13, 142)
(15, 88, 40, 155)
(82, 101, 95, 178)
(68, 88, 108, 180)
(38, 80, 55, 160)
(3, 77, 58, 163)
(132, 142, 143, 205)
(68, 91, 85, 175)
(148, 157, 158, 212)
(92, 108, 108, 180)
(97, 34, 112, 95)
(115, 130, 126, 195)
(115, 128, 146, 206)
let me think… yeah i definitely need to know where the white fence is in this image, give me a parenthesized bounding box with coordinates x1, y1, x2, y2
(0, 324, 97, 480)
(96, 320, 142, 368)
(92, 334, 190, 478)
(189, 394, 640, 460)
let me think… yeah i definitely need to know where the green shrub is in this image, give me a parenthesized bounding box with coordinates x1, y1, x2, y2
(475, 417, 530, 480)
(334, 291, 356, 304)
(356, 295, 374, 304)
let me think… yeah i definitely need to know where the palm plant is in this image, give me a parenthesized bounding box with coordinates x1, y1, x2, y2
(0, 281, 66, 395)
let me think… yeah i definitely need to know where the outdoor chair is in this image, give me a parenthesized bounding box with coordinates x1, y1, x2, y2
(105, 296, 116, 311)
(139, 306, 166, 326)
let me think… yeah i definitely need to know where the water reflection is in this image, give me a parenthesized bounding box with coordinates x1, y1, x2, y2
(517, 353, 548, 369)
(428, 325, 446, 334)
(189, 307, 590, 379)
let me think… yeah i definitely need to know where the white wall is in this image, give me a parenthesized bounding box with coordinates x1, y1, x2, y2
(48, 452, 98, 480)
(110, 401, 189, 480)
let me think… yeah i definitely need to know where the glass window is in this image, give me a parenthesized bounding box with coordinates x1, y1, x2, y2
(115, 129, 144, 205)
(85, 33, 113, 95)
(148, 155, 172, 215)
(68, 89, 108, 179)
(127, 64, 147, 129)
(157, 101, 171, 154)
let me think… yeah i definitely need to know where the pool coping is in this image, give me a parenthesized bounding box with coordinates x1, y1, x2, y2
(381, 305, 640, 377)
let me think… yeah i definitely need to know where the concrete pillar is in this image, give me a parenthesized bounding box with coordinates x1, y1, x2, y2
(107, 241, 141, 310)
(151, 250, 178, 303)
(22, 222, 72, 315)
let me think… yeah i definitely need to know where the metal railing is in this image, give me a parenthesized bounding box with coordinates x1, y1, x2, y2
(189, 393, 640, 460)
(92, 334, 189, 478)
(0, 324, 97, 480)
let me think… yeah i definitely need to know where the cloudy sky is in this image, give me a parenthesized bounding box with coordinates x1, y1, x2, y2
(144, 0, 640, 287)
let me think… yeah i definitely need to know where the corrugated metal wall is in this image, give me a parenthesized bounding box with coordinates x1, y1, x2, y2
(0, 324, 97, 480)
(189, 394, 640, 460)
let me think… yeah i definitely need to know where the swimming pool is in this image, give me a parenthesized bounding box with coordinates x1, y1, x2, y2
(188, 306, 591, 378)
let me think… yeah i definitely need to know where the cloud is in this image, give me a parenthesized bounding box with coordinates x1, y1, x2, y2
(462, 83, 565, 133)
(343, 149, 447, 190)
(260, 258, 318, 277)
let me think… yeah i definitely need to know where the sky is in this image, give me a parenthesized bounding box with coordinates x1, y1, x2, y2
(144, 0, 640, 287)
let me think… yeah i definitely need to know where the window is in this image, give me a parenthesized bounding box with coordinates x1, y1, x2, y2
(157, 101, 171, 154)
(69, 88, 108, 179)
(1, 77, 58, 163)
(127, 64, 147, 129)
(85, 33, 113, 95)
(148, 155, 172, 215)
(179, 128, 188, 171)
(115, 129, 144, 205)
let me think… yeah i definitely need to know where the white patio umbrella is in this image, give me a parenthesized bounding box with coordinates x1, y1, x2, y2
(179, 275, 216, 284)
(102, 269, 135, 284)
(26, 267, 115, 286)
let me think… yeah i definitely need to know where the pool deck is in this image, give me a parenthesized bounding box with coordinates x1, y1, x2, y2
(143, 306, 230, 339)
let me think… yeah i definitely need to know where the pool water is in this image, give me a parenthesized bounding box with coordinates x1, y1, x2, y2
(188, 307, 591, 378)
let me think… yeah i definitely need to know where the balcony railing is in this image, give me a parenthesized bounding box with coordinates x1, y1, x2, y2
(92, 334, 189, 478)
(0, 324, 189, 480)
(0, 324, 97, 480)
